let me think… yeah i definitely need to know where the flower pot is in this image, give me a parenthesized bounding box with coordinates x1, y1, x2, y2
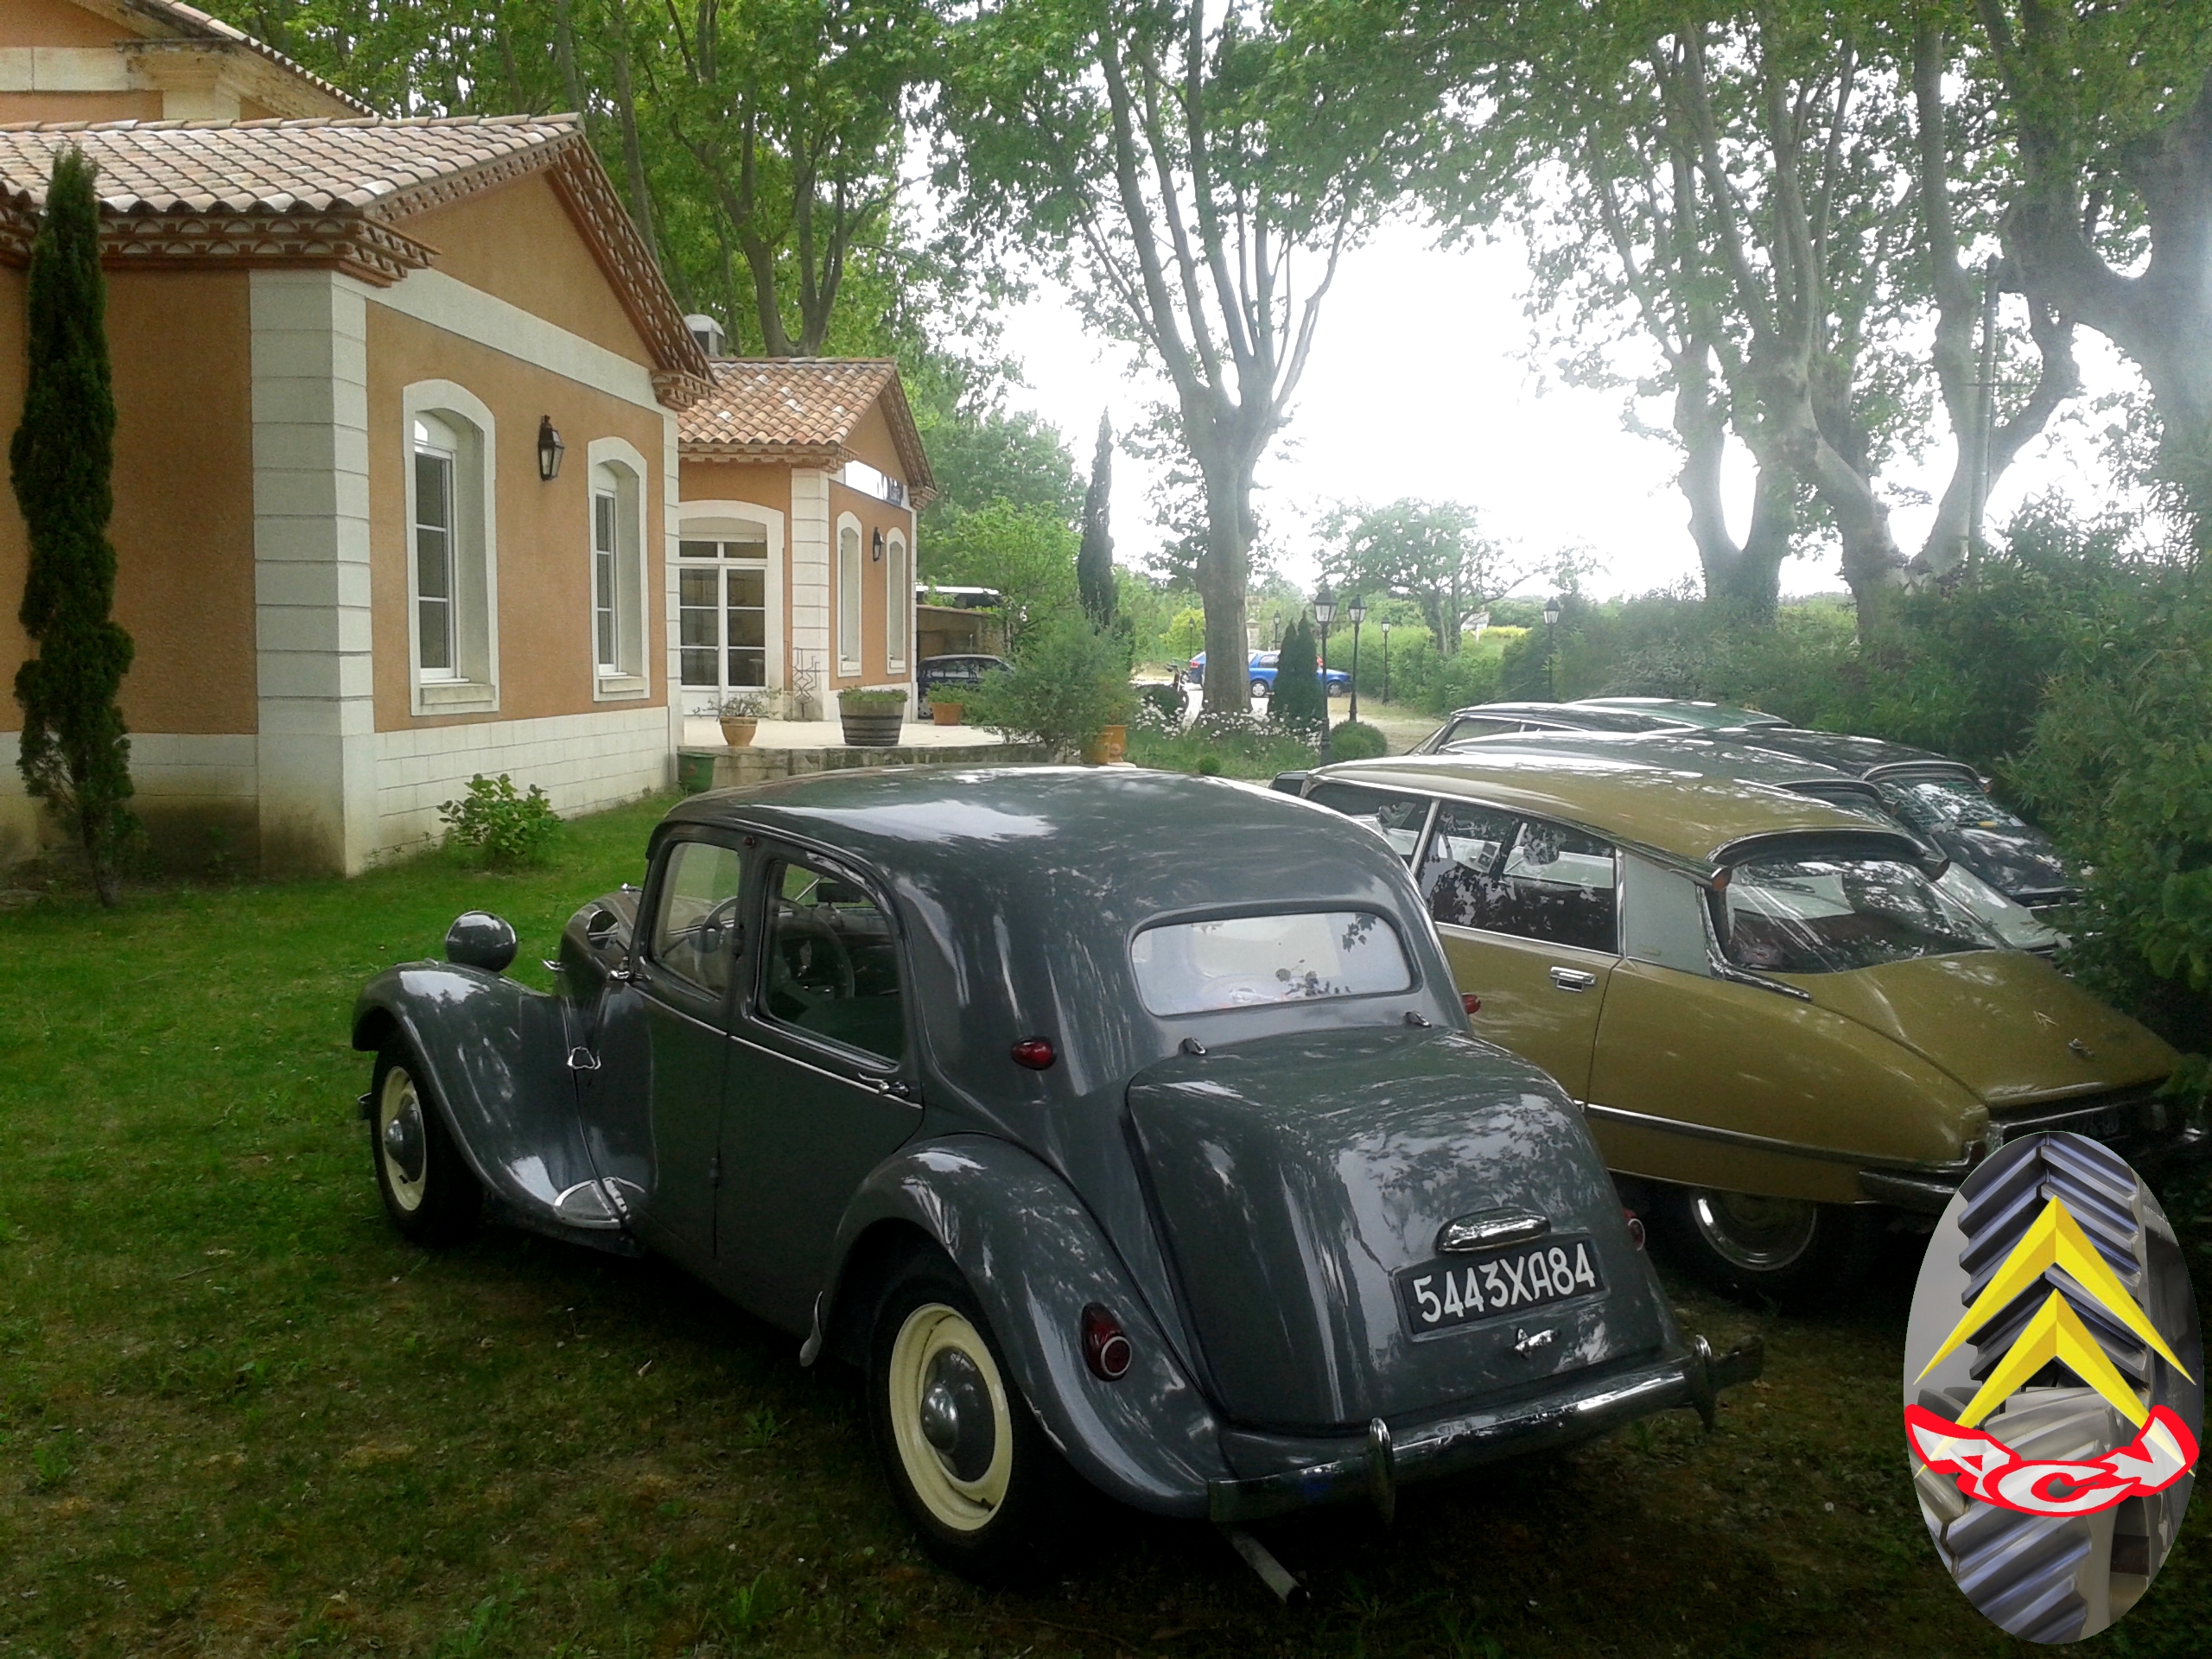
(718, 716, 758, 748)
(838, 703, 906, 747)
(1082, 723, 1128, 766)
(931, 701, 963, 727)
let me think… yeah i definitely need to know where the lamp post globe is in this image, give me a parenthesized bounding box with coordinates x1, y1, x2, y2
(1313, 586, 1336, 760)
(1542, 596, 1561, 698)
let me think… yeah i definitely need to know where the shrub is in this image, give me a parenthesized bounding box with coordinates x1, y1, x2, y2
(970, 613, 1134, 760)
(438, 773, 561, 869)
(837, 688, 909, 710)
(1125, 715, 1315, 780)
(1327, 720, 1388, 760)
(1272, 614, 1325, 733)
(1135, 682, 1183, 724)
(713, 691, 771, 719)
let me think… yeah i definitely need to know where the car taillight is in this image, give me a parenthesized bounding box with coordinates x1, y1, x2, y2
(1011, 1037, 1056, 1071)
(1462, 992, 1482, 1015)
(1623, 1208, 1646, 1250)
(1081, 1305, 1132, 1380)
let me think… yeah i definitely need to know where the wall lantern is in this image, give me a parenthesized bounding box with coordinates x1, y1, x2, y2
(537, 416, 566, 481)
(872, 528, 886, 563)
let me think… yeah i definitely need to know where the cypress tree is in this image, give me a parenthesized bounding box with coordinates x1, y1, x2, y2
(1077, 410, 1116, 626)
(1273, 613, 1324, 735)
(11, 148, 134, 906)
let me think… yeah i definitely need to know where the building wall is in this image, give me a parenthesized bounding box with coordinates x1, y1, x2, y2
(0, 89, 162, 120)
(373, 704, 668, 856)
(0, 0, 125, 49)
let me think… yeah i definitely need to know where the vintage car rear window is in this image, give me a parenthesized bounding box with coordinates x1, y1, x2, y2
(1713, 856, 2004, 974)
(1880, 774, 2030, 834)
(1130, 912, 1413, 1015)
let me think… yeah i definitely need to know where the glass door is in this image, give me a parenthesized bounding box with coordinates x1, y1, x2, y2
(678, 531, 770, 714)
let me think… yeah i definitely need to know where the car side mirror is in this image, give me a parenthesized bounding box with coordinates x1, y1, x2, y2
(446, 911, 518, 975)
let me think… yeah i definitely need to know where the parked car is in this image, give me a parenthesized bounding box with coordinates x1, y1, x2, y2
(1290, 747, 2195, 1305)
(1434, 728, 2063, 957)
(1737, 729, 2078, 913)
(1408, 700, 1698, 754)
(916, 653, 1012, 698)
(352, 768, 1758, 1585)
(1187, 649, 1351, 696)
(1572, 697, 1789, 731)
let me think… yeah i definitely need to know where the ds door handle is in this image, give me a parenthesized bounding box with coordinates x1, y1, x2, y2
(1548, 966, 1598, 993)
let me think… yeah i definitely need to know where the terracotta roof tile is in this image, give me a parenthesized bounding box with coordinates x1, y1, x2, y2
(0, 113, 578, 216)
(680, 359, 935, 500)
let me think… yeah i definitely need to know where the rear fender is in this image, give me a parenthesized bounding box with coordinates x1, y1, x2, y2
(818, 1135, 1229, 1516)
(352, 965, 620, 1235)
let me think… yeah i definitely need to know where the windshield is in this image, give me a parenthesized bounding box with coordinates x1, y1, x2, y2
(1934, 864, 2064, 954)
(1130, 911, 1412, 1014)
(1712, 857, 2003, 974)
(1880, 776, 2030, 835)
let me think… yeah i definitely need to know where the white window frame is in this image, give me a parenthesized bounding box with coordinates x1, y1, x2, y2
(401, 381, 499, 715)
(884, 529, 909, 672)
(674, 501, 785, 716)
(836, 512, 864, 677)
(413, 415, 460, 681)
(586, 437, 652, 700)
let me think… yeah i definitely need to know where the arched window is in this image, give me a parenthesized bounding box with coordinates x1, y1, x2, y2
(837, 517, 863, 676)
(587, 439, 650, 695)
(412, 413, 460, 677)
(885, 531, 908, 671)
(403, 384, 497, 713)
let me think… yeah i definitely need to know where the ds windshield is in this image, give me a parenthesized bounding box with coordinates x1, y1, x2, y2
(1713, 857, 2003, 974)
(1882, 776, 2031, 835)
(1131, 911, 1412, 1015)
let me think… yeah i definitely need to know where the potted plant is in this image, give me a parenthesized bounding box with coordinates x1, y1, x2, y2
(837, 688, 908, 747)
(928, 687, 964, 726)
(714, 691, 769, 747)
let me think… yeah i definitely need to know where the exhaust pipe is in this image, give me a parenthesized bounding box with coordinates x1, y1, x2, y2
(1220, 1526, 1307, 1607)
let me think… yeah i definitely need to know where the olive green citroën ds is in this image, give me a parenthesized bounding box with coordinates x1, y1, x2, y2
(1291, 748, 2202, 1306)
(352, 768, 1760, 1588)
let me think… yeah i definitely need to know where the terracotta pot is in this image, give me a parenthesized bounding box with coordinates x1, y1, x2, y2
(931, 701, 963, 726)
(1082, 723, 1128, 766)
(718, 716, 758, 748)
(838, 704, 906, 747)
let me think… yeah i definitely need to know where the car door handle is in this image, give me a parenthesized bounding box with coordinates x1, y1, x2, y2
(1548, 966, 1598, 993)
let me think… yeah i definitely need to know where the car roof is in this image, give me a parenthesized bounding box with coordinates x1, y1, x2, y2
(1741, 728, 1981, 781)
(1441, 702, 1692, 734)
(1573, 696, 1789, 728)
(1441, 728, 1899, 815)
(1315, 745, 1924, 868)
(661, 766, 1416, 924)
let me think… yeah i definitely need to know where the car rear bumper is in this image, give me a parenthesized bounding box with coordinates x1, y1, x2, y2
(1205, 1334, 1763, 1524)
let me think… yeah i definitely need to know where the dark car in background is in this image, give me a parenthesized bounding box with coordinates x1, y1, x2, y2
(1572, 697, 1789, 731)
(1409, 700, 1699, 754)
(1738, 729, 2078, 914)
(351, 768, 1756, 1588)
(916, 654, 1012, 698)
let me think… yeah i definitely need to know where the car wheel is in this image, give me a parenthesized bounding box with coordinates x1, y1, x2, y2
(370, 1040, 481, 1246)
(1249, 678, 1269, 698)
(867, 1249, 1083, 1585)
(1328, 682, 1348, 697)
(1659, 1185, 1874, 1309)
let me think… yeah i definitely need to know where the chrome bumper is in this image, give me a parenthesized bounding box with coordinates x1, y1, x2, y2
(1861, 1124, 2211, 1215)
(1205, 1334, 1764, 1525)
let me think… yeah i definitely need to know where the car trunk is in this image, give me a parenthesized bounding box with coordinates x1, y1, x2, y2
(1784, 951, 2176, 1108)
(1125, 1026, 1669, 1432)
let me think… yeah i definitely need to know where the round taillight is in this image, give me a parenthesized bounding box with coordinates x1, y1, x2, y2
(1081, 1305, 1132, 1380)
(1623, 1208, 1646, 1250)
(1011, 1038, 1056, 1071)
(1461, 992, 1482, 1015)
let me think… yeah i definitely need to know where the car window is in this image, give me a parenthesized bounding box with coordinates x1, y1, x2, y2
(1304, 783, 1433, 861)
(760, 859, 906, 1062)
(1713, 857, 2004, 973)
(1131, 911, 1412, 1014)
(1443, 716, 1519, 745)
(651, 839, 746, 997)
(1879, 776, 2030, 835)
(1418, 808, 1618, 951)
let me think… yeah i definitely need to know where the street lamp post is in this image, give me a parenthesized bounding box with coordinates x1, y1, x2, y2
(1313, 585, 1337, 761)
(1542, 595, 1562, 699)
(1345, 595, 1366, 722)
(1379, 620, 1391, 706)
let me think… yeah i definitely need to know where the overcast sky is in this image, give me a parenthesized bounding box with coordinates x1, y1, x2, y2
(987, 217, 2140, 603)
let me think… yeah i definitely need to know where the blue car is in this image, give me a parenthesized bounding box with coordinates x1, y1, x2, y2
(1188, 650, 1351, 697)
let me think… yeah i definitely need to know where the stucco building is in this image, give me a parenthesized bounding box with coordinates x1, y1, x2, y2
(0, 0, 933, 879)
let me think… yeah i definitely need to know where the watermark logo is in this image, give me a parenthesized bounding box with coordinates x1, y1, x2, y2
(1903, 1131, 2202, 1643)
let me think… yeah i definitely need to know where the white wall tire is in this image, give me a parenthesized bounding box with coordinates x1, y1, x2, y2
(368, 1040, 481, 1246)
(865, 1249, 1085, 1584)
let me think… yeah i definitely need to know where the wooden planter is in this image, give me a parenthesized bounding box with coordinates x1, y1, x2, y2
(1082, 723, 1128, 766)
(930, 701, 963, 726)
(838, 702, 906, 747)
(718, 716, 758, 748)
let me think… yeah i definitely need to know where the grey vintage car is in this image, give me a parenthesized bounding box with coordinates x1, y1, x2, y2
(351, 767, 1758, 1587)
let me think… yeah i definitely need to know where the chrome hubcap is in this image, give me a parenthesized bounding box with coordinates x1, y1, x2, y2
(1691, 1190, 1819, 1273)
(886, 1302, 1013, 1531)
(918, 1347, 996, 1483)
(377, 1067, 429, 1213)
(383, 1106, 425, 1185)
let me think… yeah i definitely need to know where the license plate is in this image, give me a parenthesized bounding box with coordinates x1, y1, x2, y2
(1395, 1236, 1604, 1335)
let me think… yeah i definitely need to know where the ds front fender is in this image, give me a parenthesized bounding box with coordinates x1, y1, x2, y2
(352, 965, 616, 1238)
(823, 1135, 1230, 1517)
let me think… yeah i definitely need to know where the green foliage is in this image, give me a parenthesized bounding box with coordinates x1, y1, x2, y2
(1327, 720, 1389, 760)
(969, 612, 1133, 760)
(11, 147, 135, 907)
(924, 499, 1078, 653)
(917, 404, 1083, 558)
(1272, 614, 1325, 734)
(437, 773, 562, 870)
(1319, 499, 1528, 655)
(836, 689, 909, 710)
(1126, 712, 1317, 781)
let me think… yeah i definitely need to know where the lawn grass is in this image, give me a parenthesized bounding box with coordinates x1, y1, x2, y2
(4, 791, 2210, 1656)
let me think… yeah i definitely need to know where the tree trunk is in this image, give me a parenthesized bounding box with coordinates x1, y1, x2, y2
(607, 40, 664, 272)
(1192, 446, 1255, 716)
